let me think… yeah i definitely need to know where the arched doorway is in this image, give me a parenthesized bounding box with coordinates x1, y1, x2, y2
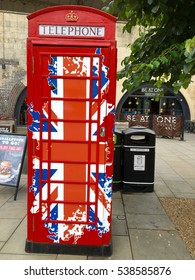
(116, 83, 190, 120)
(14, 87, 28, 126)
(115, 83, 191, 139)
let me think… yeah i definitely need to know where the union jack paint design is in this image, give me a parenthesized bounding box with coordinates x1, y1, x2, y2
(27, 47, 115, 246)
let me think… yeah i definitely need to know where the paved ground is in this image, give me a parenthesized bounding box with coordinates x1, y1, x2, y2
(0, 133, 195, 260)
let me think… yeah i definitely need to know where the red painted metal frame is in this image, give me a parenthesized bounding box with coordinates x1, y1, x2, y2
(26, 5, 117, 255)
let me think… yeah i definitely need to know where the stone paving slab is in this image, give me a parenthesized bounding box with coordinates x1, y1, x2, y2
(0, 253, 57, 260)
(0, 218, 21, 241)
(126, 213, 175, 230)
(56, 254, 87, 260)
(174, 192, 195, 199)
(0, 200, 26, 219)
(0, 217, 28, 255)
(154, 181, 174, 197)
(112, 198, 125, 216)
(158, 173, 184, 181)
(0, 242, 4, 250)
(187, 179, 195, 189)
(0, 193, 15, 207)
(112, 215, 128, 235)
(123, 193, 166, 215)
(88, 236, 133, 260)
(164, 181, 195, 194)
(129, 229, 192, 260)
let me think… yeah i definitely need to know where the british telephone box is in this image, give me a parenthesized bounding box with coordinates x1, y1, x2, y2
(25, 5, 117, 256)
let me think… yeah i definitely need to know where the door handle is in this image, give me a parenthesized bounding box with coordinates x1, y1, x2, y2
(100, 127, 106, 137)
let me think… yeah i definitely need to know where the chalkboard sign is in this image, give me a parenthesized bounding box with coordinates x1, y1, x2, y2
(0, 133, 27, 200)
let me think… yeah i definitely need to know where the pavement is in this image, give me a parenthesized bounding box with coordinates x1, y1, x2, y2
(0, 132, 195, 260)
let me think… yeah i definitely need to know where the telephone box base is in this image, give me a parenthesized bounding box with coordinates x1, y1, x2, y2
(25, 240, 112, 257)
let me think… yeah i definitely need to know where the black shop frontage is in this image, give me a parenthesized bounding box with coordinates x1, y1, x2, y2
(115, 83, 190, 140)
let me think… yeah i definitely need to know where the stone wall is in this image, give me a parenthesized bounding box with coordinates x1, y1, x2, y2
(0, 11, 27, 117)
(0, 10, 195, 119)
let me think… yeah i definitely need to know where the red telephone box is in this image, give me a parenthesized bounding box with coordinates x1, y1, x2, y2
(25, 5, 117, 256)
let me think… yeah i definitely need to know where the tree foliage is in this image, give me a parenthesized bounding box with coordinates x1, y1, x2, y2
(102, 0, 195, 93)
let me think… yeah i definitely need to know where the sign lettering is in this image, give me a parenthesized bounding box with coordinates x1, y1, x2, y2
(141, 87, 164, 93)
(39, 25, 105, 37)
(0, 126, 12, 133)
(156, 116, 177, 125)
(153, 115, 182, 137)
(125, 114, 150, 127)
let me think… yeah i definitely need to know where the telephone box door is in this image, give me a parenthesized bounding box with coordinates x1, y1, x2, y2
(26, 44, 116, 255)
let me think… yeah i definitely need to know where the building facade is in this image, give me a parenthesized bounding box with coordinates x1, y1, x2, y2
(0, 1, 195, 129)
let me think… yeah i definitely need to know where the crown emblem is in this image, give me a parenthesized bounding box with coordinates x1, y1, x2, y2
(65, 11, 79, 22)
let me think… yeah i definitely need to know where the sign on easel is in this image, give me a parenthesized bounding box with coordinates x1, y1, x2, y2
(0, 133, 27, 200)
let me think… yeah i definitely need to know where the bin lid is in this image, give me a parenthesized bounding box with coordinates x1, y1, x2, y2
(114, 128, 123, 135)
(123, 126, 155, 136)
(122, 126, 156, 146)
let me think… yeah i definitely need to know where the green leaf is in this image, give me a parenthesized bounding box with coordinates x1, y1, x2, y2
(185, 37, 195, 52)
(148, 63, 154, 69)
(123, 56, 131, 65)
(152, 60, 160, 68)
(170, 51, 178, 58)
(155, 79, 163, 88)
(159, 56, 169, 64)
(151, 5, 159, 13)
(147, 0, 153, 5)
(172, 82, 182, 93)
(142, 72, 151, 81)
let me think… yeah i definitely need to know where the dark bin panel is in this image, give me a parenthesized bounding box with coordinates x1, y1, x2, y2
(123, 126, 156, 192)
(113, 128, 123, 192)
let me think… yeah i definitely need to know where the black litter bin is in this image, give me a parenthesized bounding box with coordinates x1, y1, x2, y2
(113, 129, 123, 192)
(122, 126, 156, 192)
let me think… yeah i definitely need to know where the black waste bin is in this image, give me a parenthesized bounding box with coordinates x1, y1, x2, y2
(122, 126, 156, 192)
(113, 128, 123, 192)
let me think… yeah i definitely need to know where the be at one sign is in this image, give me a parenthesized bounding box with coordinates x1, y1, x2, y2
(124, 114, 150, 127)
(0, 133, 27, 200)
